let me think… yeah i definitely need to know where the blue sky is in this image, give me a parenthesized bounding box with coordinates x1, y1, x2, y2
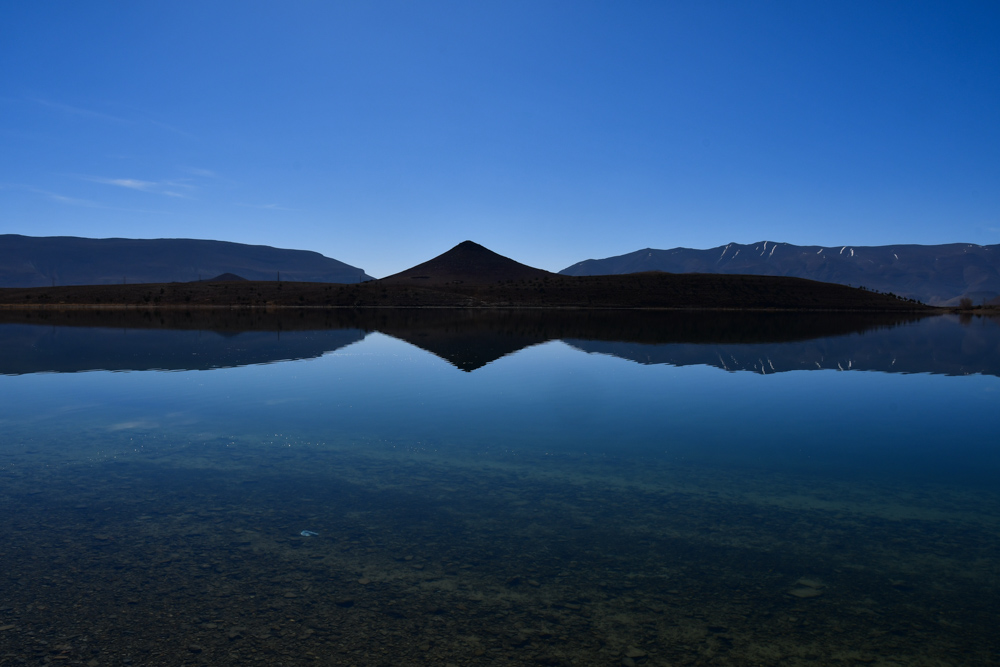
(2, 1, 998, 277)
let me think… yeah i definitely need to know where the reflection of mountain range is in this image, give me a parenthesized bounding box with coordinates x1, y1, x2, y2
(0, 324, 365, 374)
(0, 309, 996, 377)
(362, 310, 922, 371)
(566, 315, 1000, 376)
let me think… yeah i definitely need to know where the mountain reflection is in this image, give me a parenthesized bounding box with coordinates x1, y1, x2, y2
(1, 308, 996, 376)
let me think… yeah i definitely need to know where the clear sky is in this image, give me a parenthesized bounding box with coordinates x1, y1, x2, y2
(2, 1, 998, 278)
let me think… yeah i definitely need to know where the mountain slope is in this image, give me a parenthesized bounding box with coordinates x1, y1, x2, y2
(381, 240, 554, 285)
(561, 241, 1000, 306)
(0, 235, 373, 286)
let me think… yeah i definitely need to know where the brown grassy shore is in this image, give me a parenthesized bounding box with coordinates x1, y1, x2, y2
(0, 272, 932, 311)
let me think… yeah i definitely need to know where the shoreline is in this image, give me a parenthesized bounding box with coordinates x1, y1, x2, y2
(0, 302, 940, 313)
(0, 274, 935, 312)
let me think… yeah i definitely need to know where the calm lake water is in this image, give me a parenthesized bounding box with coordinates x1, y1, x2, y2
(0, 310, 998, 666)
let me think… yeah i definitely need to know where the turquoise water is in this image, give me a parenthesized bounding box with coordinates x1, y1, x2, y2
(0, 311, 998, 665)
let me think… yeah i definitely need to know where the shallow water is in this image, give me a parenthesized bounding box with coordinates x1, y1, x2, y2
(0, 310, 998, 666)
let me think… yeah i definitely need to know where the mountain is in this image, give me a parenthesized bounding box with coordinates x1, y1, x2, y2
(560, 241, 1000, 306)
(374, 241, 921, 309)
(0, 240, 928, 311)
(0, 235, 373, 287)
(381, 240, 554, 285)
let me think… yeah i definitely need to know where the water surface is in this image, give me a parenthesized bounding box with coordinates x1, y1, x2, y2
(1, 310, 998, 666)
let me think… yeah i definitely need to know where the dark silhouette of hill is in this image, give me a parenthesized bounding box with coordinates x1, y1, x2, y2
(381, 240, 554, 285)
(196, 272, 248, 282)
(0, 271, 926, 310)
(0, 280, 477, 308)
(0, 234, 373, 286)
(0, 306, 374, 332)
(561, 241, 1000, 306)
(426, 271, 924, 310)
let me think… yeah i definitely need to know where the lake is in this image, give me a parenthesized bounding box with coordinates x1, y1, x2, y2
(0, 309, 998, 666)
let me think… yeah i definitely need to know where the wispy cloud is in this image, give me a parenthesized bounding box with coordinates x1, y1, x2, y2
(78, 167, 227, 199)
(84, 176, 196, 198)
(31, 98, 132, 124)
(181, 166, 240, 188)
(146, 119, 193, 138)
(0, 184, 103, 208)
(94, 178, 158, 191)
(1, 184, 166, 213)
(42, 189, 104, 207)
(31, 98, 192, 137)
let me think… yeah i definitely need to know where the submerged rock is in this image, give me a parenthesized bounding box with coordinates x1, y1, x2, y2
(790, 576, 826, 597)
(789, 587, 823, 598)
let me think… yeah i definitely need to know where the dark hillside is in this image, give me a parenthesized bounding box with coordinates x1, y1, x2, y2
(0, 271, 927, 311)
(433, 271, 925, 310)
(381, 241, 553, 285)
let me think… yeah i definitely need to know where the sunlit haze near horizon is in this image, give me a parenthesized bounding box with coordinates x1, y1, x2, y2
(2, 2, 999, 278)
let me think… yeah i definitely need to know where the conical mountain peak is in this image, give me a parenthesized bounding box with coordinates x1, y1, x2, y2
(382, 241, 554, 284)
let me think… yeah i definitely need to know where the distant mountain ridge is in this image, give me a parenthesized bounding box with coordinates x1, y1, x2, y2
(0, 235, 373, 287)
(0, 239, 925, 311)
(560, 241, 1000, 306)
